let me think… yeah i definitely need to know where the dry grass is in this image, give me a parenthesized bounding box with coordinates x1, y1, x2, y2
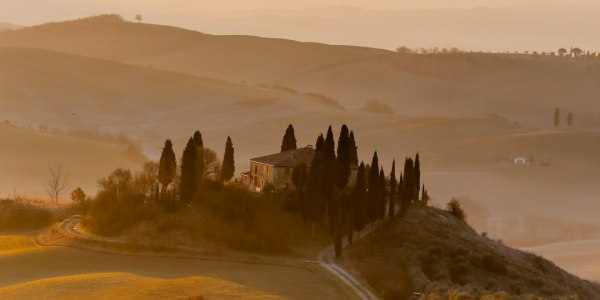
(0, 272, 283, 299)
(83, 185, 331, 256)
(341, 207, 600, 299)
(0, 239, 344, 299)
(0, 235, 37, 254)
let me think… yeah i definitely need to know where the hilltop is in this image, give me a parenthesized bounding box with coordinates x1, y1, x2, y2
(1, 15, 600, 127)
(341, 207, 600, 299)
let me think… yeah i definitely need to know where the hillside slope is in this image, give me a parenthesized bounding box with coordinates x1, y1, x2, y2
(2, 15, 600, 126)
(341, 207, 600, 299)
(0, 22, 20, 31)
(0, 123, 145, 199)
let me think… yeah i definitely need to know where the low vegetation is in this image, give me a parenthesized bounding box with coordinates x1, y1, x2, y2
(0, 198, 73, 231)
(342, 206, 600, 299)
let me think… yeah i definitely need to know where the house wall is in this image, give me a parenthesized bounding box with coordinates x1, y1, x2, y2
(274, 166, 294, 189)
(246, 162, 358, 191)
(249, 161, 275, 189)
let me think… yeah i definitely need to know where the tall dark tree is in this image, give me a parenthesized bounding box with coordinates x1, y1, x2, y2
(193, 131, 203, 147)
(378, 168, 386, 222)
(221, 136, 235, 181)
(334, 125, 351, 257)
(421, 184, 430, 206)
(388, 160, 397, 218)
(158, 139, 177, 207)
(348, 131, 358, 166)
(336, 125, 351, 189)
(398, 174, 404, 213)
(352, 163, 368, 238)
(322, 126, 337, 232)
(401, 157, 414, 214)
(414, 153, 421, 203)
(367, 152, 380, 229)
(194, 131, 205, 186)
(180, 137, 197, 203)
(292, 163, 308, 219)
(567, 112, 574, 127)
(306, 134, 325, 236)
(554, 108, 560, 128)
(281, 124, 298, 152)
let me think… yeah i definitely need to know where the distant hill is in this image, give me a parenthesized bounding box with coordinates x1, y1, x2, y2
(1, 15, 599, 127)
(0, 122, 145, 199)
(0, 22, 20, 31)
(342, 207, 600, 298)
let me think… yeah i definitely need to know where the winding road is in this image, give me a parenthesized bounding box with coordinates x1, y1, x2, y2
(53, 215, 378, 300)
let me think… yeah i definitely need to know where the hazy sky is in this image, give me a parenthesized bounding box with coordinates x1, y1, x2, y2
(2, 0, 599, 25)
(2, 0, 600, 51)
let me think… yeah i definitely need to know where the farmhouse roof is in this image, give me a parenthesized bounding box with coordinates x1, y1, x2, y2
(250, 146, 315, 167)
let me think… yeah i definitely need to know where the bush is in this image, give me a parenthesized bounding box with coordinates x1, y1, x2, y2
(0, 199, 55, 230)
(84, 191, 156, 236)
(447, 198, 466, 220)
(478, 254, 508, 276)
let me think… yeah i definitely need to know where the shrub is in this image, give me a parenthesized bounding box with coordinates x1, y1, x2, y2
(0, 199, 55, 230)
(479, 254, 508, 276)
(84, 191, 156, 236)
(447, 198, 466, 220)
(262, 182, 275, 194)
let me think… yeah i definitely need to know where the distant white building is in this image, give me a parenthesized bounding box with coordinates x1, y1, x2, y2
(513, 157, 530, 166)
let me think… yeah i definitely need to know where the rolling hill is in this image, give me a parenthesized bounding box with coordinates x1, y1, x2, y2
(341, 207, 600, 298)
(1, 16, 600, 282)
(0, 122, 145, 199)
(1, 15, 600, 127)
(0, 22, 20, 31)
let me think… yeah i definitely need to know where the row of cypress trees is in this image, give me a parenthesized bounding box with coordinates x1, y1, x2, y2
(157, 131, 235, 209)
(289, 124, 427, 256)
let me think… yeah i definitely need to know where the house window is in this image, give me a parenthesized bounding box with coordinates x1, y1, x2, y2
(285, 168, 290, 175)
(254, 165, 257, 174)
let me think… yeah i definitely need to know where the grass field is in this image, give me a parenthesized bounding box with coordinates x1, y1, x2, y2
(0, 234, 345, 299)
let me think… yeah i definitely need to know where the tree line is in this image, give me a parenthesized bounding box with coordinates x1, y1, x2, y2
(287, 124, 429, 257)
(153, 131, 235, 211)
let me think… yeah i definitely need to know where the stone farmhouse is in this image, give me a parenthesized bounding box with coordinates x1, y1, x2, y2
(241, 146, 357, 191)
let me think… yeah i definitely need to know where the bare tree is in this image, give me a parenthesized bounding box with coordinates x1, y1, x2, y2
(198, 147, 221, 180)
(134, 14, 143, 23)
(135, 161, 159, 199)
(46, 162, 69, 204)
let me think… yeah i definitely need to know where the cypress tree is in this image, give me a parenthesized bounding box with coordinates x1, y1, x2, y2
(414, 153, 421, 203)
(348, 131, 358, 166)
(567, 112, 574, 127)
(336, 125, 351, 189)
(334, 125, 351, 257)
(402, 157, 414, 213)
(193, 131, 203, 147)
(180, 137, 197, 203)
(194, 131, 205, 186)
(378, 168, 386, 222)
(306, 134, 325, 236)
(322, 126, 337, 232)
(398, 174, 404, 214)
(158, 139, 176, 208)
(281, 124, 297, 152)
(292, 163, 308, 219)
(352, 163, 368, 236)
(421, 184, 429, 206)
(221, 136, 235, 181)
(388, 160, 397, 218)
(367, 152, 380, 229)
(554, 107, 560, 128)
